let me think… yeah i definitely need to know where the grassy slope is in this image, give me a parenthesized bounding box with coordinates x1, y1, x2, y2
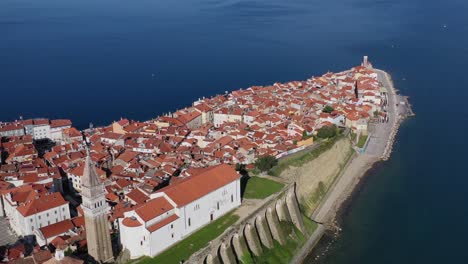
(243, 176, 284, 199)
(268, 135, 342, 177)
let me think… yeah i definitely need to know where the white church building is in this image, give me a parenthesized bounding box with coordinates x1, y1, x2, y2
(119, 164, 241, 259)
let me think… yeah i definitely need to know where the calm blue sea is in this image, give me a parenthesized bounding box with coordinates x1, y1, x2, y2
(2, 0, 468, 263)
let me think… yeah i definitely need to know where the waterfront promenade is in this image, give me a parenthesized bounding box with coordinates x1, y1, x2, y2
(292, 69, 412, 263)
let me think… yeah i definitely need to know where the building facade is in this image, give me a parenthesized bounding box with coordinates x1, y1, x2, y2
(119, 164, 241, 259)
(32, 120, 51, 140)
(1, 188, 70, 237)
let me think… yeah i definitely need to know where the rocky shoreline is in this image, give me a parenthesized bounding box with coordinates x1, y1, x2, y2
(291, 69, 414, 264)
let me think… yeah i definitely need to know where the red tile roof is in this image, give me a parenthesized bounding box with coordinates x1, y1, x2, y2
(50, 119, 72, 128)
(135, 196, 174, 222)
(17, 192, 68, 217)
(146, 214, 179, 233)
(72, 216, 85, 228)
(162, 164, 240, 206)
(122, 217, 143, 227)
(126, 189, 149, 204)
(39, 219, 74, 239)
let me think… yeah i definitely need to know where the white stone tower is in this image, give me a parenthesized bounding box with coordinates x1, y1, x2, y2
(81, 149, 114, 263)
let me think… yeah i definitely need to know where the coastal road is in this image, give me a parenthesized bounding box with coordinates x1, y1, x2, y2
(302, 69, 408, 262)
(312, 153, 378, 223)
(312, 69, 400, 223)
(365, 69, 402, 157)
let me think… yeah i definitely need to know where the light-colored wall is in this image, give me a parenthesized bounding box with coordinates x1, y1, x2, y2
(0, 128, 25, 137)
(119, 221, 146, 259)
(68, 173, 82, 192)
(120, 178, 242, 259)
(148, 217, 184, 257)
(33, 125, 51, 140)
(7, 202, 70, 236)
(180, 179, 241, 236)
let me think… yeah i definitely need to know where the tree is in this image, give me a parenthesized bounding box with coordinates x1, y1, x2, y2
(302, 130, 312, 140)
(317, 125, 337, 139)
(255, 155, 278, 172)
(235, 163, 247, 175)
(64, 247, 74, 256)
(322, 105, 334, 114)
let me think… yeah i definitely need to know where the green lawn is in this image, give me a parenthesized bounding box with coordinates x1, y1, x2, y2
(136, 212, 239, 264)
(243, 176, 284, 199)
(357, 134, 368, 148)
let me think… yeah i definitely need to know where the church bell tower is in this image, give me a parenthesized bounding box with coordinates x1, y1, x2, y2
(81, 148, 114, 263)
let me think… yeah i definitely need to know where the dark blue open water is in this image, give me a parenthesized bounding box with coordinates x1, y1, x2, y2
(2, 0, 468, 263)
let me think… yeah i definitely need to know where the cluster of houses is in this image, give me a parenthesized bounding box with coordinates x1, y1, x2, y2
(0, 63, 385, 262)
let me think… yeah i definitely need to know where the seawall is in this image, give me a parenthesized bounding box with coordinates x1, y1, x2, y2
(280, 136, 354, 217)
(290, 68, 414, 263)
(185, 183, 309, 264)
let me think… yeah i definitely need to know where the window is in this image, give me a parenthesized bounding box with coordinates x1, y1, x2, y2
(48, 221, 50, 225)
(46, 213, 49, 217)
(171, 233, 174, 238)
(30, 219, 33, 222)
(188, 218, 191, 227)
(231, 195, 234, 203)
(140, 241, 143, 246)
(55, 210, 57, 214)
(38, 216, 41, 220)
(171, 224, 173, 229)
(31, 226, 34, 231)
(217, 202, 220, 210)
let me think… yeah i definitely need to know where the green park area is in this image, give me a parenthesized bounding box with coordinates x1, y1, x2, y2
(242, 176, 284, 199)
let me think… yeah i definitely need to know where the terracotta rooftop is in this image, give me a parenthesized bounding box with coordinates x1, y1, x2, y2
(146, 214, 179, 233)
(162, 164, 240, 206)
(135, 196, 174, 222)
(39, 219, 74, 239)
(17, 192, 68, 217)
(122, 217, 143, 228)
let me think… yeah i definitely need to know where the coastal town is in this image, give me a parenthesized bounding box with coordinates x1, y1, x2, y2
(0, 58, 399, 263)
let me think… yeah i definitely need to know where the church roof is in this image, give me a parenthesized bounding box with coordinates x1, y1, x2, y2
(161, 164, 240, 207)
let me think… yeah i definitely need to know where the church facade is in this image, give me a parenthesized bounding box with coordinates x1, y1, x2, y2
(119, 164, 241, 259)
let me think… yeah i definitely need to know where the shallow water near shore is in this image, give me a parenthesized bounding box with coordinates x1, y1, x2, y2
(3, 0, 468, 263)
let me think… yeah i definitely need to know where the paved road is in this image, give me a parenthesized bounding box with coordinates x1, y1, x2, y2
(313, 69, 401, 223)
(365, 70, 401, 157)
(0, 217, 18, 246)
